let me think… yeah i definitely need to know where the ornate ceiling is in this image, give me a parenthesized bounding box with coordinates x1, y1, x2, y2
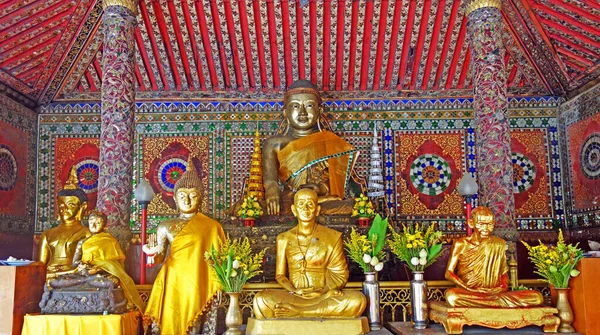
(0, 0, 598, 107)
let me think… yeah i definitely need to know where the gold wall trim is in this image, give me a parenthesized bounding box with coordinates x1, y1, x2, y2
(102, 0, 138, 15)
(465, 0, 502, 16)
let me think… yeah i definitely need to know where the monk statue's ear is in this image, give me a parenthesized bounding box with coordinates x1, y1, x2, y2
(316, 204, 321, 217)
(291, 204, 298, 217)
(466, 216, 475, 229)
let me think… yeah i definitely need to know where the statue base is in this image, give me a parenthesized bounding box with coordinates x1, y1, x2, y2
(428, 301, 560, 334)
(245, 316, 370, 335)
(40, 284, 127, 314)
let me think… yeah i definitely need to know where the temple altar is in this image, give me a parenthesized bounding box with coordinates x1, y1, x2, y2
(21, 311, 141, 335)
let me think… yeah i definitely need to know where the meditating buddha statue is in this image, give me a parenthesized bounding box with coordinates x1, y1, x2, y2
(444, 206, 543, 308)
(253, 188, 366, 318)
(41, 210, 144, 313)
(142, 157, 226, 335)
(262, 80, 358, 216)
(39, 166, 91, 278)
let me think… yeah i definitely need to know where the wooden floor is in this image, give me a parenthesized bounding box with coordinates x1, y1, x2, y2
(387, 322, 580, 335)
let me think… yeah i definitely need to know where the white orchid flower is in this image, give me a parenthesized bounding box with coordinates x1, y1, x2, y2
(363, 254, 372, 264)
(232, 259, 240, 269)
(374, 262, 384, 272)
(370, 256, 379, 266)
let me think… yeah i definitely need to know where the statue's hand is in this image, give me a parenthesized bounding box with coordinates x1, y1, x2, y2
(293, 287, 323, 299)
(265, 184, 281, 215)
(142, 244, 158, 255)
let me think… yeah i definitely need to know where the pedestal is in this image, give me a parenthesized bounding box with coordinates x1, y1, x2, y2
(569, 258, 600, 335)
(0, 264, 45, 335)
(246, 317, 370, 335)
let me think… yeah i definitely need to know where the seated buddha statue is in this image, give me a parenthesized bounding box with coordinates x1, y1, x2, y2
(262, 80, 359, 216)
(253, 188, 366, 318)
(444, 206, 543, 308)
(142, 157, 226, 335)
(43, 210, 144, 312)
(39, 166, 91, 279)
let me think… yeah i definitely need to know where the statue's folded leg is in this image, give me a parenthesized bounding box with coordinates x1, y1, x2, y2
(254, 290, 366, 319)
(446, 288, 544, 308)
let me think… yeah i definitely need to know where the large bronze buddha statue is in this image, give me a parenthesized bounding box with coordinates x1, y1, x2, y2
(39, 166, 91, 278)
(444, 206, 543, 308)
(262, 80, 358, 216)
(142, 157, 226, 335)
(253, 188, 366, 318)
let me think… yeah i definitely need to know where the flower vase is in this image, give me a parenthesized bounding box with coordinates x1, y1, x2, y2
(410, 271, 428, 329)
(243, 218, 255, 227)
(358, 217, 371, 227)
(555, 288, 575, 333)
(362, 272, 381, 330)
(224, 292, 243, 335)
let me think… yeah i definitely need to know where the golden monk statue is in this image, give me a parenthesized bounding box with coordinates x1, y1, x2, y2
(42, 210, 144, 313)
(253, 188, 366, 318)
(142, 158, 226, 335)
(444, 206, 543, 308)
(262, 80, 358, 216)
(39, 166, 91, 278)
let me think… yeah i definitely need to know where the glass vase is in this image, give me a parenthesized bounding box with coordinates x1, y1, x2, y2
(224, 292, 243, 335)
(362, 272, 381, 330)
(410, 271, 428, 329)
(555, 288, 575, 333)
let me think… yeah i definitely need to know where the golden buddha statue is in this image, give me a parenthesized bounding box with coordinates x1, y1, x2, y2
(39, 166, 91, 278)
(262, 80, 358, 216)
(43, 210, 144, 313)
(253, 188, 366, 318)
(444, 206, 543, 308)
(143, 157, 226, 335)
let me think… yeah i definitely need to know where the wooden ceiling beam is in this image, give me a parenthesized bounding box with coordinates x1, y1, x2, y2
(421, 0, 445, 90)
(397, 0, 416, 89)
(0, 35, 59, 68)
(347, 0, 359, 90)
(151, 0, 182, 90)
(0, 0, 59, 31)
(383, 0, 402, 90)
(139, 1, 170, 90)
(532, 2, 600, 37)
(167, 0, 194, 90)
(539, 17, 600, 50)
(410, 0, 431, 90)
(433, 0, 460, 90)
(0, 25, 62, 60)
(252, 0, 267, 89)
(444, 14, 466, 90)
(193, 0, 219, 89)
(543, 0, 600, 23)
(280, 0, 292, 89)
(134, 64, 145, 91)
(507, 62, 518, 86)
(372, 0, 389, 90)
(295, 0, 306, 80)
(134, 29, 159, 91)
(359, 0, 374, 90)
(556, 47, 594, 67)
(457, 47, 470, 89)
(322, 0, 332, 90)
(266, 0, 280, 90)
(10, 49, 51, 76)
(548, 32, 599, 59)
(180, 1, 205, 90)
(309, 0, 317, 85)
(223, 0, 244, 90)
(334, 0, 346, 90)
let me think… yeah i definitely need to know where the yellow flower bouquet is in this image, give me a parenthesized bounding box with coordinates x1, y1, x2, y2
(351, 193, 376, 218)
(344, 214, 388, 273)
(237, 195, 263, 219)
(522, 229, 584, 289)
(205, 236, 268, 292)
(388, 223, 444, 272)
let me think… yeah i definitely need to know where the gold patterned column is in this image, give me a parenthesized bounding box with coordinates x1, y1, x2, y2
(465, 0, 517, 241)
(97, 0, 139, 250)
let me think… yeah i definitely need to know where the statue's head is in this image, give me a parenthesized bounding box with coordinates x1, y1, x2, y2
(468, 206, 495, 238)
(284, 80, 321, 132)
(291, 188, 321, 223)
(173, 156, 203, 214)
(57, 166, 88, 224)
(88, 210, 107, 234)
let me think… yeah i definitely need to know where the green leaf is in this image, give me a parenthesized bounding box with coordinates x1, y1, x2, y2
(368, 214, 388, 254)
(427, 243, 442, 262)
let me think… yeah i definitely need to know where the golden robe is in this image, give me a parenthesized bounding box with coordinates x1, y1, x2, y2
(445, 236, 543, 308)
(254, 225, 366, 318)
(277, 131, 356, 198)
(81, 232, 145, 312)
(145, 213, 225, 335)
(39, 224, 90, 274)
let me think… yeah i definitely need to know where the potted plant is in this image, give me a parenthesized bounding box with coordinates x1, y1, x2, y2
(237, 195, 263, 227)
(205, 236, 268, 334)
(344, 214, 388, 330)
(388, 222, 444, 329)
(351, 193, 376, 227)
(522, 229, 584, 332)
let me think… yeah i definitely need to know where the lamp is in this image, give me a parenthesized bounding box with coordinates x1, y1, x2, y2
(134, 178, 154, 284)
(457, 172, 478, 236)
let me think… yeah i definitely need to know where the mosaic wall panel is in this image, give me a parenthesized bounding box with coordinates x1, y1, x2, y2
(36, 97, 563, 234)
(0, 93, 37, 233)
(559, 83, 600, 228)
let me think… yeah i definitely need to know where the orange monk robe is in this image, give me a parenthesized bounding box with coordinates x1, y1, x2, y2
(80, 232, 145, 312)
(145, 213, 226, 335)
(277, 130, 357, 198)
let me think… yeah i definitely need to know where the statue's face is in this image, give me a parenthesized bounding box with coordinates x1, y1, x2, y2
(88, 215, 106, 234)
(57, 196, 86, 223)
(284, 93, 320, 131)
(292, 189, 320, 222)
(472, 213, 495, 238)
(174, 187, 201, 214)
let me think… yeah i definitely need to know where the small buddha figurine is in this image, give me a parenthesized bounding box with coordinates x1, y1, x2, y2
(45, 210, 144, 312)
(142, 157, 226, 335)
(262, 80, 358, 216)
(253, 188, 366, 318)
(39, 166, 91, 278)
(444, 206, 543, 308)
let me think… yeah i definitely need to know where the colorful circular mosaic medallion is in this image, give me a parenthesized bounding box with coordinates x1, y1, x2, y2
(75, 159, 100, 193)
(158, 157, 187, 192)
(409, 154, 451, 196)
(580, 134, 600, 180)
(0, 144, 17, 191)
(512, 152, 536, 193)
